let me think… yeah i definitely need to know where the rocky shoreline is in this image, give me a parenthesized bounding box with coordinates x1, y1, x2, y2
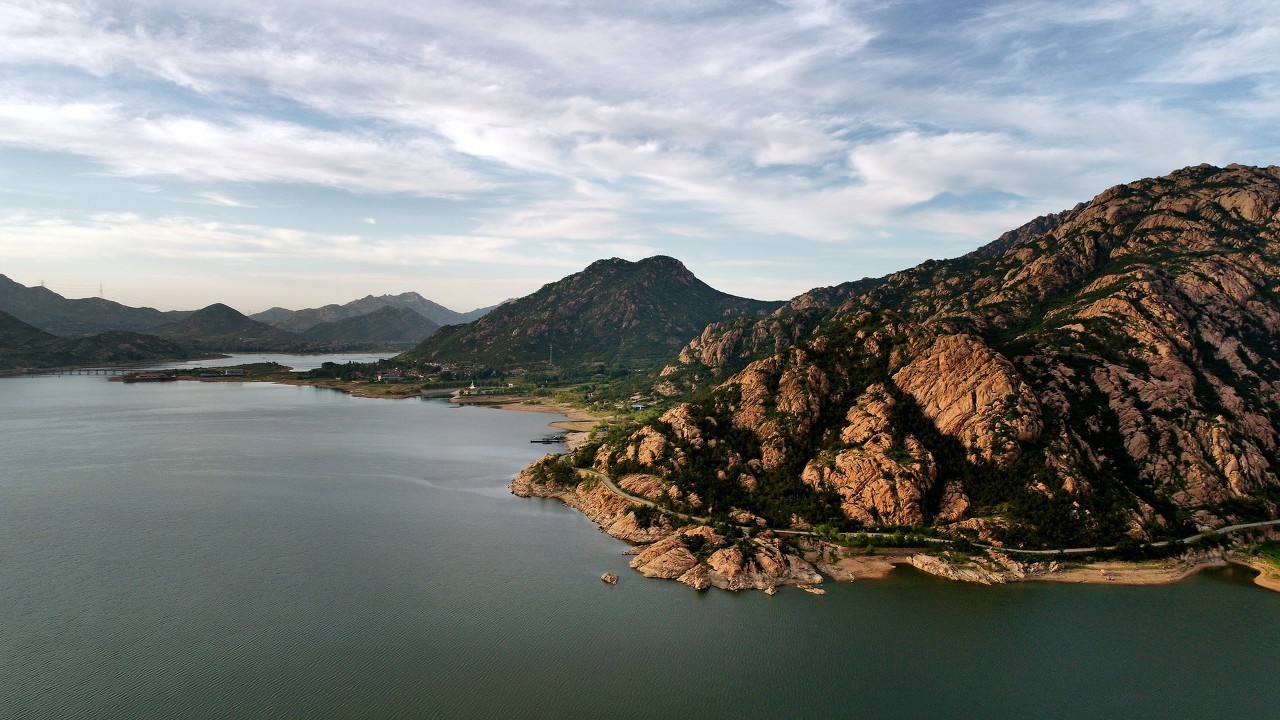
(511, 455, 1280, 594)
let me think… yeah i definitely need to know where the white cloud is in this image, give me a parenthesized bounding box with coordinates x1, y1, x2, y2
(0, 0, 1277, 309)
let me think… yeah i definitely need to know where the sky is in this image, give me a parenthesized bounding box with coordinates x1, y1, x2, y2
(1, 0, 1278, 314)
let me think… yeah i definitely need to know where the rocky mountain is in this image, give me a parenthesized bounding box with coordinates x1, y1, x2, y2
(401, 256, 783, 367)
(300, 305, 440, 344)
(0, 309, 193, 370)
(0, 275, 190, 336)
(554, 163, 1280, 551)
(253, 292, 492, 333)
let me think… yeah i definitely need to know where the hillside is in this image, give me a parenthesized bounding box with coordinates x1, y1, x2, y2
(552, 163, 1280, 552)
(0, 275, 189, 336)
(253, 292, 492, 333)
(151, 303, 311, 351)
(300, 305, 439, 343)
(0, 309, 193, 370)
(401, 256, 782, 367)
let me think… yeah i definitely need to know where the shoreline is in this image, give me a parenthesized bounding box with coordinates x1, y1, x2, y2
(807, 544, 1267, 589)
(138, 370, 1280, 594)
(451, 394, 604, 449)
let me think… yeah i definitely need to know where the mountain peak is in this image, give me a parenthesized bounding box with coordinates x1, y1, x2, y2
(400, 256, 782, 366)
(576, 163, 1280, 552)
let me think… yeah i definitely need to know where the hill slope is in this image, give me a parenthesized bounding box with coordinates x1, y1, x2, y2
(301, 305, 440, 343)
(568, 163, 1280, 549)
(0, 275, 189, 336)
(0, 310, 193, 370)
(401, 256, 783, 367)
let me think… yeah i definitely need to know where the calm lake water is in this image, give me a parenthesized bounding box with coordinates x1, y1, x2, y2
(3, 357, 1277, 719)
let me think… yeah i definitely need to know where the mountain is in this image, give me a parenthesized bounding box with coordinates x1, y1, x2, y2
(0, 309, 193, 370)
(0, 275, 190, 336)
(561, 163, 1280, 550)
(300, 305, 440, 344)
(400, 256, 784, 367)
(151, 303, 308, 350)
(250, 306, 295, 325)
(252, 292, 492, 333)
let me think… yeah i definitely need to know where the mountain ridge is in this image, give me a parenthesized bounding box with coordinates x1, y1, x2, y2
(0, 275, 190, 336)
(0, 309, 195, 370)
(300, 305, 440, 344)
(544, 163, 1280, 555)
(400, 255, 784, 367)
(253, 292, 493, 333)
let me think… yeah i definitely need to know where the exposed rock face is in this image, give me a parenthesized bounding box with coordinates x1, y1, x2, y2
(629, 527, 821, 592)
(511, 458, 669, 544)
(892, 334, 1043, 466)
(513, 457, 819, 593)
(570, 164, 1280, 549)
(800, 384, 939, 526)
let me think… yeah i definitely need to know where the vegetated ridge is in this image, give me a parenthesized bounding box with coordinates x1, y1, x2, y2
(401, 256, 783, 367)
(540, 163, 1280, 557)
(0, 309, 194, 370)
(150, 303, 315, 351)
(0, 274, 190, 336)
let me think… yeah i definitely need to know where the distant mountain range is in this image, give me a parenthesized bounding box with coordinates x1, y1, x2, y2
(0, 309, 194, 370)
(300, 305, 439, 344)
(0, 274, 190, 336)
(145, 303, 310, 351)
(401, 255, 783, 367)
(252, 292, 494, 334)
(0, 278, 491, 350)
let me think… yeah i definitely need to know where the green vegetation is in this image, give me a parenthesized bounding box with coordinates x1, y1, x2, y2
(0, 310, 197, 371)
(400, 256, 782, 367)
(1248, 540, 1280, 567)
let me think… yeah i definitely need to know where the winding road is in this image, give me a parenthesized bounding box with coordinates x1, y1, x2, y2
(577, 468, 1280, 555)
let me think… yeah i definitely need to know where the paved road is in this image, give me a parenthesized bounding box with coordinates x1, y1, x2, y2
(576, 467, 1280, 554)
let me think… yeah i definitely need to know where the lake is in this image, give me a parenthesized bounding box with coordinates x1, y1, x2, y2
(2, 357, 1277, 719)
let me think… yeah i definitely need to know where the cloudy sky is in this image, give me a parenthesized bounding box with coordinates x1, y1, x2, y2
(1, 0, 1277, 313)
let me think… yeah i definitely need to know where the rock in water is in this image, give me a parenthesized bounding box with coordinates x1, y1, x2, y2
(600, 572, 619, 584)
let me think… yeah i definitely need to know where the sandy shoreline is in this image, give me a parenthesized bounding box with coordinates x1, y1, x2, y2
(451, 394, 604, 450)
(808, 547, 1279, 589)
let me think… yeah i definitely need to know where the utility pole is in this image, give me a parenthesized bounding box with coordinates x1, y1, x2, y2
(549, 343, 554, 365)
(99, 283, 104, 298)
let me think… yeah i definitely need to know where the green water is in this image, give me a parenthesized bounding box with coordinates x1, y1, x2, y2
(2, 365, 1277, 719)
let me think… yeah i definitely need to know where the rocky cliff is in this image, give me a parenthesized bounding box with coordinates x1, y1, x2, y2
(564, 164, 1280, 551)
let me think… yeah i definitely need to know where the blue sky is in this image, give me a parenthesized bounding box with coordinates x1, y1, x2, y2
(1, 0, 1277, 313)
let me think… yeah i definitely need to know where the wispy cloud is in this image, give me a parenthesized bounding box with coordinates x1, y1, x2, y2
(0, 0, 1277, 307)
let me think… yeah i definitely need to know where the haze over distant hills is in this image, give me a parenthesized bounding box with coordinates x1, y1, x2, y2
(300, 306, 439, 344)
(0, 276, 496, 352)
(0, 309, 194, 370)
(253, 292, 495, 334)
(0, 274, 190, 336)
(401, 255, 783, 367)
(148, 303, 304, 349)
